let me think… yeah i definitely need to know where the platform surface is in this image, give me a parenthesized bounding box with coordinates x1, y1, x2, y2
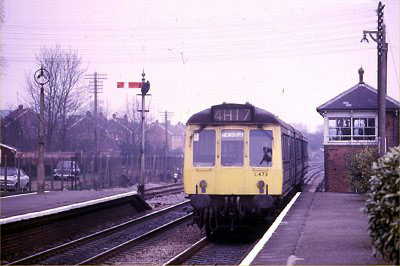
(249, 192, 386, 265)
(0, 187, 135, 219)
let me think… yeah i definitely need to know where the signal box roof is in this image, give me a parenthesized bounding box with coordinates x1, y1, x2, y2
(316, 68, 399, 114)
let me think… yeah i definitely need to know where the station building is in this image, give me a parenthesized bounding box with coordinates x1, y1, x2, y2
(316, 68, 399, 192)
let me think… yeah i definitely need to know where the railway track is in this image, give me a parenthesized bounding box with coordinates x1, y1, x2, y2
(166, 237, 257, 265)
(8, 201, 190, 265)
(144, 182, 183, 199)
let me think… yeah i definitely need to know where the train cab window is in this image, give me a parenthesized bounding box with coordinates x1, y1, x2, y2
(193, 130, 216, 167)
(250, 130, 273, 167)
(221, 129, 244, 166)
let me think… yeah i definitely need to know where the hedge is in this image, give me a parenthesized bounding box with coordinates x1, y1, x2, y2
(365, 146, 399, 264)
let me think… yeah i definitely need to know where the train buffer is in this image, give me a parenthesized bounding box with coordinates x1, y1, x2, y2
(241, 192, 386, 265)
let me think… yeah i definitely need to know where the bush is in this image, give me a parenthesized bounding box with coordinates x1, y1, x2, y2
(345, 147, 378, 193)
(365, 146, 400, 264)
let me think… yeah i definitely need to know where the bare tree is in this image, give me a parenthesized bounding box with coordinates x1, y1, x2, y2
(25, 46, 88, 151)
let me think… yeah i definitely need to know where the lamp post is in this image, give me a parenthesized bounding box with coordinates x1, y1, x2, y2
(34, 66, 50, 194)
(361, 1, 387, 156)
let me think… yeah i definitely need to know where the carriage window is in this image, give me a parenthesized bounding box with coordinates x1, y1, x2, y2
(221, 129, 244, 166)
(193, 130, 216, 167)
(250, 130, 273, 167)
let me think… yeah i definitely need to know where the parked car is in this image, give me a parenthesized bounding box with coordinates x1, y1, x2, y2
(0, 167, 30, 191)
(53, 161, 80, 180)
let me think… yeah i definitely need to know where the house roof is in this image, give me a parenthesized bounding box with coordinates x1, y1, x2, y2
(109, 118, 132, 133)
(146, 122, 175, 135)
(0, 143, 18, 153)
(146, 121, 185, 136)
(3, 108, 36, 128)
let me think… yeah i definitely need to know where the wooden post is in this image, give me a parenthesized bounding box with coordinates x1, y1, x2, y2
(50, 158, 54, 191)
(61, 158, 64, 191)
(4, 155, 8, 196)
(29, 157, 32, 192)
(83, 156, 87, 189)
(17, 155, 21, 193)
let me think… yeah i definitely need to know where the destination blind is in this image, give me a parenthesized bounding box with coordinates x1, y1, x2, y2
(212, 107, 252, 122)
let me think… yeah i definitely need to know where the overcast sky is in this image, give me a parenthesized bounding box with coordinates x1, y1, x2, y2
(1, 0, 399, 132)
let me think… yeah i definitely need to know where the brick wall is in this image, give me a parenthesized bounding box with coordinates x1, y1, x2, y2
(323, 111, 399, 193)
(386, 111, 399, 148)
(323, 145, 375, 193)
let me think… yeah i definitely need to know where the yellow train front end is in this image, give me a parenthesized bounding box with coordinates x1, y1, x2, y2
(183, 103, 288, 233)
(184, 125, 284, 196)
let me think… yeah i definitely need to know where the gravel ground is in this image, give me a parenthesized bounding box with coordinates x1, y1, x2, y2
(146, 191, 188, 210)
(106, 222, 205, 265)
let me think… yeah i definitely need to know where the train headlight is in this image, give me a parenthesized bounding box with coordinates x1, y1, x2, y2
(200, 180, 207, 193)
(200, 180, 207, 188)
(257, 180, 265, 194)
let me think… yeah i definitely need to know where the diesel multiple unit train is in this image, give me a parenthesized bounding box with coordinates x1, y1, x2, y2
(183, 103, 308, 234)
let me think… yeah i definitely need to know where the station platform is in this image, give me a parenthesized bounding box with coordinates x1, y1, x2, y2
(0, 187, 135, 222)
(242, 192, 386, 265)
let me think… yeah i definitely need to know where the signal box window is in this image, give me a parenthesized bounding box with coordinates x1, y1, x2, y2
(353, 118, 376, 140)
(329, 117, 351, 141)
(193, 130, 216, 167)
(221, 129, 244, 166)
(250, 130, 273, 167)
(328, 117, 376, 142)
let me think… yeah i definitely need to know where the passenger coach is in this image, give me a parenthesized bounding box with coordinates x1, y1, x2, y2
(183, 103, 308, 234)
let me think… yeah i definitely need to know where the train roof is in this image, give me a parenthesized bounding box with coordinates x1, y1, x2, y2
(186, 103, 305, 140)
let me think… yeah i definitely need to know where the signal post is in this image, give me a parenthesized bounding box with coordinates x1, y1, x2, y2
(117, 71, 150, 197)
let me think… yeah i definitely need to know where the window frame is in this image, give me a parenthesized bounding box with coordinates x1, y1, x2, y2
(192, 129, 217, 167)
(324, 112, 378, 145)
(249, 129, 274, 168)
(220, 128, 245, 167)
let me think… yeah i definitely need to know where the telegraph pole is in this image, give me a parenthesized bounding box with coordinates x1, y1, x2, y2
(85, 72, 107, 160)
(160, 111, 173, 155)
(361, 1, 387, 156)
(34, 66, 50, 194)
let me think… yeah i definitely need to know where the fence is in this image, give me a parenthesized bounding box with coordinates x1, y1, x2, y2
(1, 154, 183, 194)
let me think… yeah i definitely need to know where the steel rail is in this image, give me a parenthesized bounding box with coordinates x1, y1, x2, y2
(144, 182, 183, 192)
(8, 200, 190, 265)
(304, 167, 324, 185)
(163, 237, 208, 265)
(78, 213, 193, 265)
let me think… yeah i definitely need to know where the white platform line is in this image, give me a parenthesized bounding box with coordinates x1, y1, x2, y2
(2, 191, 50, 199)
(239, 192, 301, 266)
(0, 191, 137, 225)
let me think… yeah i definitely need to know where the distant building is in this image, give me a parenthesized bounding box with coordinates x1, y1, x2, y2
(316, 68, 399, 192)
(0, 105, 39, 151)
(146, 121, 185, 154)
(67, 111, 116, 155)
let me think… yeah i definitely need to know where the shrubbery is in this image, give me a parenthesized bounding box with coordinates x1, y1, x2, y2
(345, 146, 378, 193)
(365, 147, 399, 264)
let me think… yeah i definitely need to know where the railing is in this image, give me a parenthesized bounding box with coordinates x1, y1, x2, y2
(0, 154, 183, 195)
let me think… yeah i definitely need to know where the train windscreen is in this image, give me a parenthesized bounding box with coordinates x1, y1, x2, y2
(193, 130, 216, 167)
(221, 129, 244, 166)
(249, 130, 273, 167)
